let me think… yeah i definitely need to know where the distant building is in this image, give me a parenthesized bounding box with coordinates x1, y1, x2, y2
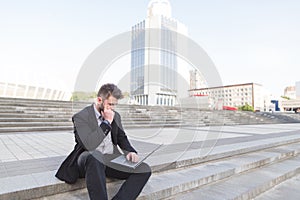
(281, 98, 300, 112)
(130, 0, 188, 106)
(296, 81, 300, 99)
(0, 82, 71, 101)
(189, 69, 207, 90)
(189, 83, 270, 111)
(284, 86, 296, 99)
(281, 81, 300, 112)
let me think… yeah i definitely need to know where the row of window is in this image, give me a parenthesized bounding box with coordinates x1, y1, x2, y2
(222, 97, 252, 101)
(198, 87, 252, 94)
(225, 102, 251, 106)
(133, 95, 175, 106)
(196, 93, 251, 97)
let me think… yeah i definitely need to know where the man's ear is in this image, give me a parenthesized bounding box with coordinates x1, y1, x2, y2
(97, 97, 102, 104)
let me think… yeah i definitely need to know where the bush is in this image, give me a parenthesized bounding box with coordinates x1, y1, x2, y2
(71, 91, 97, 101)
(238, 103, 254, 112)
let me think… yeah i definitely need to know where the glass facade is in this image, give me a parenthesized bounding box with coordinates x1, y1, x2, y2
(161, 17, 177, 93)
(130, 1, 187, 106)
(131, 20, 145, 95)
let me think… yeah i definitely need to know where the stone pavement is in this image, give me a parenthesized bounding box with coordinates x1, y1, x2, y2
(1, 123, 300, 199)
(2, 123, 300, 163)
(254, 173, 300, 200)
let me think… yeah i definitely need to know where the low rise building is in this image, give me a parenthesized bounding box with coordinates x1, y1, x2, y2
(296, 81, 300, 99)
(189, 83, 270, 111)
(281, 81, 300, 112)
(284, 86, 296, 99)
(0, 82, 71, 101)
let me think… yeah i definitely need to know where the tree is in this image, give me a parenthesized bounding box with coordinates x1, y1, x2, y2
(71, 91, 97, 101)
(238, 103, 254, 112)
(281, 96, 291, 100)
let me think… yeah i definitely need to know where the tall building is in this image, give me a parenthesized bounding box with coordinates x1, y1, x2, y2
(130, 0, 188, 106)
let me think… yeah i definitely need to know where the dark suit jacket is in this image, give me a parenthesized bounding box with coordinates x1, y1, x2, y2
(55, 104, 137, 184)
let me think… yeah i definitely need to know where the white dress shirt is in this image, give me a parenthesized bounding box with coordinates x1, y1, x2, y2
(93, 104, 114, 154)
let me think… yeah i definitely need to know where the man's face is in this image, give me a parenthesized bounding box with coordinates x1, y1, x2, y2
(98, 95, 118, 111)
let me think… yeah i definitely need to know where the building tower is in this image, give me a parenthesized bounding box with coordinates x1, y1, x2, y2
(189, 69, 207, 90)
(130, 0, 188, 106)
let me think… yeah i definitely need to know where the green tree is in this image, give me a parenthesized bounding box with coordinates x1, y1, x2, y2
(71, 91, 97, 101)
(238, 103, 254, 112)
(281, 96, 290, 100)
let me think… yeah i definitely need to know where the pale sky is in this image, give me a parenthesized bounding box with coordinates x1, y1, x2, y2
(0, 0, 299, 97)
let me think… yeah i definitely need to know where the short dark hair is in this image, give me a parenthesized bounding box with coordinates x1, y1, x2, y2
(97, 83, 123, 100)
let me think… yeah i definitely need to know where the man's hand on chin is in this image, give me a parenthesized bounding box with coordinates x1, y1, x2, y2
(126, 152, 139, 163)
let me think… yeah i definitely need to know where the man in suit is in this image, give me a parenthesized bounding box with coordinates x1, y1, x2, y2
(56, 83, 151, 200)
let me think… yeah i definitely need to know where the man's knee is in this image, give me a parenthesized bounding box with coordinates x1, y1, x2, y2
(85, 153, 106, 170)
(137, 163, 152, 177)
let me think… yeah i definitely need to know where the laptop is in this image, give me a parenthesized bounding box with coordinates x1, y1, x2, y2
(111, 144, 163, 169)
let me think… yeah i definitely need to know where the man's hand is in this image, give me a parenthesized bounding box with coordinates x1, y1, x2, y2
(126, 152, 139, 163)
(101, 108, 115, 124)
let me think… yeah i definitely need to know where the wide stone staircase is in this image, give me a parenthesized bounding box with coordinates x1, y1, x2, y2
(1, 97, 300, 133)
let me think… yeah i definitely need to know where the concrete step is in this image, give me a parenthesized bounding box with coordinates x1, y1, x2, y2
(0, 122, 73, 128)
(0, 101, 87, 109)
(14, 110, 75, 115)
(166, 154, 300, 200)
(123, 119, 181, 124)
(19, 140, 300, 200)
(123, 123, 182, 129)
(0, 96, 88, 104)
(0, 109, 75, 115)
(0, 126, 73, 133)
(0, 124, 184, 133)
(0, 113, 72, 118)
(0, 118, 71, 122)
(253, 173, 300, 199)
(0, 105, 79, 112)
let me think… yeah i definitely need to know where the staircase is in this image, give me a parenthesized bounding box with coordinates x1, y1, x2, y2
(1, 97, 300, 133)
(257, 112, 300, 123)
(0, 97, 85, 133)
(6, 129, 299, 200)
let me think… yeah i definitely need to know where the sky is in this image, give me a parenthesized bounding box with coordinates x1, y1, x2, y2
(0, 0, 299, 97)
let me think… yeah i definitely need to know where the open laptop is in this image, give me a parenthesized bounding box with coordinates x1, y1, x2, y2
(111, 144, 163, 169)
